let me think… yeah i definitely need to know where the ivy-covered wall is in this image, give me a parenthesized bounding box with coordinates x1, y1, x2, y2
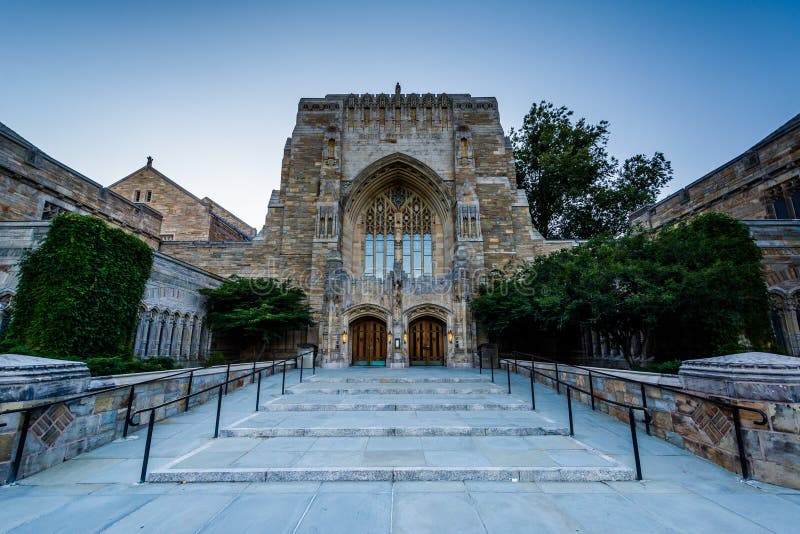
(2, 214, 153, 359)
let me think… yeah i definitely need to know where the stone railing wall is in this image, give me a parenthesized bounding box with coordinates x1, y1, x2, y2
(500, 360, 800, 489)
(0, 361, 293, 484)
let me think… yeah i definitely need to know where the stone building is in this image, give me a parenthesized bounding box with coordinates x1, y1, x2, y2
(0, 122, 225, 364)
(161, 85, 573, 368)
(632, 113, 800, 355)
(0, 86, 578, 367)
(109, 160, 256, 242)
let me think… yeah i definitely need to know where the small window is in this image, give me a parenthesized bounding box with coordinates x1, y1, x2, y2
(160, 234, 174, 241)
(773, 197, 790, 219)
(133, 190, 141, 202)
(145, 190, 152, 203)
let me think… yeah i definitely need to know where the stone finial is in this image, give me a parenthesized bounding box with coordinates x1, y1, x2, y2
(395, 82, 401, 96)
(146, 156, 153, 167)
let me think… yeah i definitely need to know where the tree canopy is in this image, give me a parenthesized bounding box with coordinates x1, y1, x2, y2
(471, 213, 773, 366)
(511, 101, 672, 239)
(200, 276, 314, 360)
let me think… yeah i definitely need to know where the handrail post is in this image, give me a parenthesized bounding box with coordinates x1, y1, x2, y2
(9, 409, 31, 484)
(506, 361, 511, 394)
(313, 347, 317, 375)
(299, 354, 304, 383)
(281, 361, 287, 395)
(588, 370, 595, 411)
(184, 370, 194, 413)
(214, 384, 223, 438)
(252, 361, 257, 384)
(479, 349, 482, 374)
(224, 363, 231, 395)
(529, 364, 536, 411)
(139, 409, 156, 483)
(122, 385, 135, 438)
(555, 362, 560, 394)
(629, 408, 643, 480)
(640, 383, 650, 435)
(256, 370, 262, 412)
(732, 407, 750, 479)
(490, 355, 494, 383)
(566, 386, 574, 436)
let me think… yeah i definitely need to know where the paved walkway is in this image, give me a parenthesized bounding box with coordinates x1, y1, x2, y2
(3, 368, 800, 533)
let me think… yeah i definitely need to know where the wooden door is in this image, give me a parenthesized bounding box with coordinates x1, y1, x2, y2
(409, 318, 445, 366)
(351, 318, 387, 366)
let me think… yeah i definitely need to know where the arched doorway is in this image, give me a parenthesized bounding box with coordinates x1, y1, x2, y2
(409, 317, 446, 366)
(351, 317, 387, 366)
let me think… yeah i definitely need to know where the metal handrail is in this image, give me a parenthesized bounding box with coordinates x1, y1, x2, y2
(499, 358, 650, 479)
(509, 351, 769, 425)
(1, 348, 316, 485)
(502, 352, 768, 480)
(128, 349, 317, 483)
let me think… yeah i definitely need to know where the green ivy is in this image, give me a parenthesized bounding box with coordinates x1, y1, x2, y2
(1, 213, 153, 361)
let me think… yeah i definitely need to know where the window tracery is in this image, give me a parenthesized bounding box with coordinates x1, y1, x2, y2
(364, 186, 433, 278)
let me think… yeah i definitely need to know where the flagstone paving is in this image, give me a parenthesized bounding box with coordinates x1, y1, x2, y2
(3, 367, 800, 533)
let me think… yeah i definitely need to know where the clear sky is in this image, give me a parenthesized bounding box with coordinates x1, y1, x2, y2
(1, 0, 797, 228)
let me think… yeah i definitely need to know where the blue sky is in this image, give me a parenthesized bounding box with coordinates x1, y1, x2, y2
(1, 0, 797, 228)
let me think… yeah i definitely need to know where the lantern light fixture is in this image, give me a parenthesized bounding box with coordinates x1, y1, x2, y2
(447, 330, 454, 343)
(342, 330, 348, 344)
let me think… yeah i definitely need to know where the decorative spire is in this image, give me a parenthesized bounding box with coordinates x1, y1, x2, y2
(146, 156, 153, 167)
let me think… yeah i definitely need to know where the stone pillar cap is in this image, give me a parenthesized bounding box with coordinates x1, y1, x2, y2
(679, 352, 800, 383)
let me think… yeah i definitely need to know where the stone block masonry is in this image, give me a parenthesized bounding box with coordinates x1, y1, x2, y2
(501, 360, 800, 489)
(0, 361, 292, 484)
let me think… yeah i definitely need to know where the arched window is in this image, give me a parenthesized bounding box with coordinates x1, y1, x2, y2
(364, 186, 433, 278)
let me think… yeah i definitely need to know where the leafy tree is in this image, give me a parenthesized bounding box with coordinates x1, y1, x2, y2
(472, 213, 773, 367)
(200, 276, 314, 360)
(1, 213, 153, 360)
(511, 101, 672, 239)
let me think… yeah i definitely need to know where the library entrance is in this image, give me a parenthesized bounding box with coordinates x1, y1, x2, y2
(409, 317, 445, 366)
(350, 317, 387, 366)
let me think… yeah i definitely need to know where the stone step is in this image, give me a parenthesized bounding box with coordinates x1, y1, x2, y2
(285, 383, 506, 395)
(221, 410, 567, 438)
(260, 394, 531, 412)
(304, 375, 491, 384)
(147, 435, 635, 483)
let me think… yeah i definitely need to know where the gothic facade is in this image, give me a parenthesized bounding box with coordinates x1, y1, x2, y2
(162, 86, 572, 367)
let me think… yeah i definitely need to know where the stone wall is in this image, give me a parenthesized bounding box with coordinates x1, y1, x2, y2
(0, 122, 163, 247)
(631, 114, 800, 229)
(0, 362, 290, 484)
(501, 361, 800, 489)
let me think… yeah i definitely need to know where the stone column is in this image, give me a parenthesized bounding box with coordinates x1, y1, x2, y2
(189, 317, 200, 360)
(148, 314, 163, 358)
(159, 315, 174, 357)
(180, 317, 192, 360)
(133, 313, 147, 358)
(173, 316, 185, 361)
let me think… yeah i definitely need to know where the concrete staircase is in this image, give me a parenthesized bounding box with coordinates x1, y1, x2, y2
(148, 368, 635, 482)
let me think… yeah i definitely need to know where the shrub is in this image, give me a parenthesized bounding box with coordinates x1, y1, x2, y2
(2, 213, 153, 359)
(203, 353, 227, 368)
(85, 356, 175, 376)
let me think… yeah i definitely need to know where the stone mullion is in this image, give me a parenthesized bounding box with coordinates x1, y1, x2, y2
(160, 316, 174, 357)
(189, 317, 200, 359)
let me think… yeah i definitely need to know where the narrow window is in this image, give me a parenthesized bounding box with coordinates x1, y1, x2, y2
(791, 191, 800, 218)
(460, 138, 469, 158)
(145, 190, 152, 203)
(386, 233, 395, 274)
(364, 107, 370, 126)
(773, 197, 790, 219)
(375, 234, 384, 277)
(413, 234, 422, 278)
(364, 235, 374, 276)
(134, 190, 141, 202)
(423, 234, 432, 275)
(403, 234, 411, 274)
